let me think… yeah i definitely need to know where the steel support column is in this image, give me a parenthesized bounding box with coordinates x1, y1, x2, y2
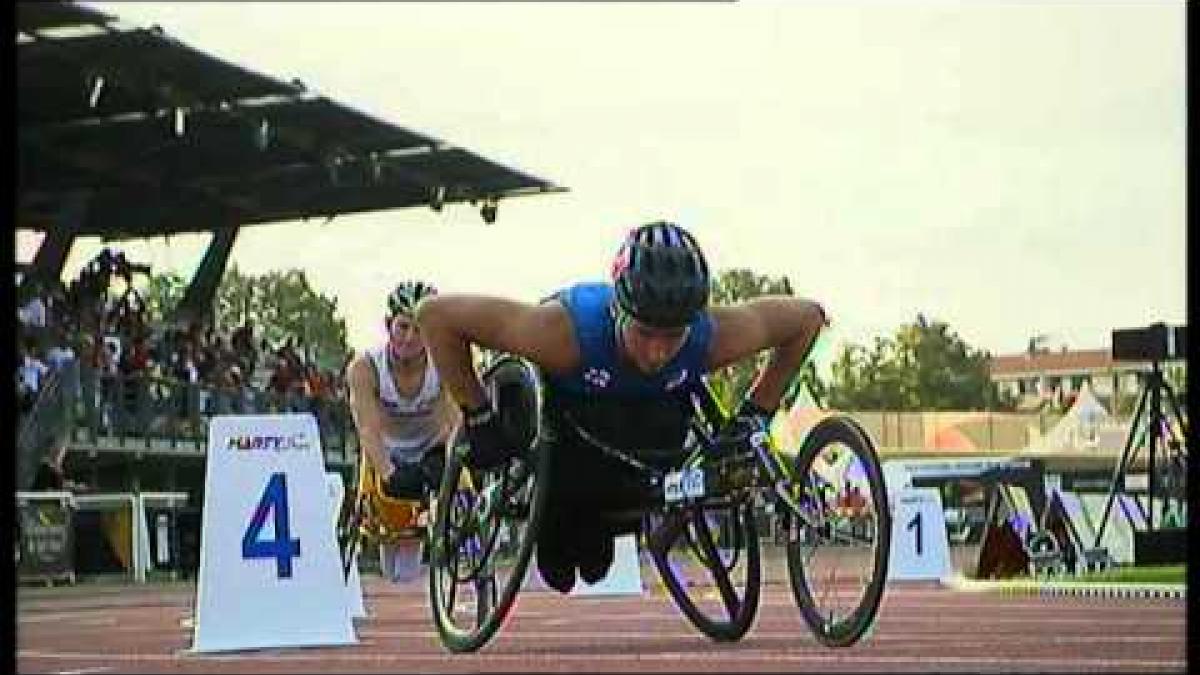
(20, 191, 89, 294)
(170, 225, 240, 326)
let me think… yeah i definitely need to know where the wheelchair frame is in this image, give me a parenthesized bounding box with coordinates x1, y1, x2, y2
(339, 446, 427, 582)
(427, 354, 892, 653)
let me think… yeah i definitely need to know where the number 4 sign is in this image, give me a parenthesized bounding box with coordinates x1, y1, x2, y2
(242, 473, 302, 578)
(887, 487, 952, 581)
(191, 414, 357, 653)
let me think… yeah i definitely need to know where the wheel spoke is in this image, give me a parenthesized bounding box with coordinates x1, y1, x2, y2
(443, 557, 458, 613)
(649, 500, 760, 642)
(690, 509, 741, 620)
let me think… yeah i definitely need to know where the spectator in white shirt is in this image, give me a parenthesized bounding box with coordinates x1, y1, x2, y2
(44, 328, 77, 373)
(18, 281, 47, 330)
(17, 337, 49, 414)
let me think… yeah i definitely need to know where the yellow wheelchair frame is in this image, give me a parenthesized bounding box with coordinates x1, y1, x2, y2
(339, 450, 427, 581)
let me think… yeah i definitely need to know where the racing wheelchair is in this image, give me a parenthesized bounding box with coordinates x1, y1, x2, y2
(428, 354, 891, 653)
(338, 445, 428, 583)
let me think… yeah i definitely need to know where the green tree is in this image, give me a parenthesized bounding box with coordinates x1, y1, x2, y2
(213, 265, 349, 371)
(707, 268, 824, 412)
(827, 314, 1015, 411)
(141, 271, 189, 324)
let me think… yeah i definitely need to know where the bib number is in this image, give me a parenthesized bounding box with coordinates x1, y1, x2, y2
(664, 468, 706, 504)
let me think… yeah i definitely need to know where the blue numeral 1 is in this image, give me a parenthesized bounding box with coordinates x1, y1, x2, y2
(907, 511, 923, 556)
(242, 473, 301, 578)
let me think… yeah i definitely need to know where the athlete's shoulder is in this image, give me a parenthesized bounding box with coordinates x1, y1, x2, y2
(347, 347, 383, 387)
(577, 280, 614, 296)
(553, 280, 613, 313)
(346, 350, 372, 376)
(346, 355, 377, 400)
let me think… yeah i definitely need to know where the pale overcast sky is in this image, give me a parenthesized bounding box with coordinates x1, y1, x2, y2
(20, 1, 1186, 359)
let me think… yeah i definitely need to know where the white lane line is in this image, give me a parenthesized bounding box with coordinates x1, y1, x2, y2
(356, 629, 1184, 645)
(18, 612, 99, 624)
(484, 612, 1185, 628)
(512, 596, 1187, 612)
(27, 604, 1180, 628)
(18, 649, 1186, 670)
(448, 597, 1189, 613)
(27, 608, 1179, 633)
(370, 604, 1185, 619)
(75, 617, 118, 628)
(21, 596, 1183, 620)
(52, 667, 113, 675)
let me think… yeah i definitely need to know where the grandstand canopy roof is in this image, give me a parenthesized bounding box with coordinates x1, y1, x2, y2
(17, 1, 115, 31)
(17, 2, 565, 240)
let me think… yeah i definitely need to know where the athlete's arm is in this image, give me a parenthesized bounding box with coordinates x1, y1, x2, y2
(416, 294, 578, 411)
(706, 297, 828, 411)
(433, 385, 462, 442)
(346, 354, 396, 480)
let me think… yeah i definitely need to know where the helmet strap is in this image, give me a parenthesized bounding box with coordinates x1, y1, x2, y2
(611, 302, 633, 353)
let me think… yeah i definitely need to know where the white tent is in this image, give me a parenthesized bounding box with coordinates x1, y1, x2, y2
(1027, 381, 1123, 451)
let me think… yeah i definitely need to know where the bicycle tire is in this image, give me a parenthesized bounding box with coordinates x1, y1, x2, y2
(785, 415, 890, 647)
(429, 357, 551, 653)
(649, 500, 761, 642)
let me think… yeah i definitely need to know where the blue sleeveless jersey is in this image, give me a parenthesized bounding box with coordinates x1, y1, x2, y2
(544, 282, 713, 399)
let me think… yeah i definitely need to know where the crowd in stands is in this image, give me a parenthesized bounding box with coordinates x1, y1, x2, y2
(16, 249, 353, 491)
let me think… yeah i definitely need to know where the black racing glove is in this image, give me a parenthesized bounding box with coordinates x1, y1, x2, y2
(462, 402, 515, 470)
(711, 399, 776, 459)
(380, 446, 447, 502)
(381, 465, 425, 501)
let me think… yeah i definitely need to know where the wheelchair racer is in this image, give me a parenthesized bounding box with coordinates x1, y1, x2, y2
(416, 221, 827, 592)
(346, 280, 459, 580)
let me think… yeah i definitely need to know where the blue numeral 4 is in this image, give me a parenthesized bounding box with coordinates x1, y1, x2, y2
(242, 473, 301, 578)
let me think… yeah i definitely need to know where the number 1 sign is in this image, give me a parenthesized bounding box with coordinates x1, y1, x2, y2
(887, 487, 952, 581)
(191, 414, 357, 653)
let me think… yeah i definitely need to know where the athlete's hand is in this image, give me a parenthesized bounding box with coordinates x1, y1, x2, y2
(711, 399, 775, 459)
(462, 401, 515, 470)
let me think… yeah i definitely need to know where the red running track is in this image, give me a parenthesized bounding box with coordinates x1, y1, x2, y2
(17, 577, 1186, 673)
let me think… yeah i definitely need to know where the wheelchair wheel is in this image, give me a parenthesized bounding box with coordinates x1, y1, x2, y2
(647, 499, 761, 642)
(338, 454, 373, 582)
(429, 357, 551, 653)
(337, 490, 367, 582)
(338, 453, 426, 583)
(784, 415, 890, 648)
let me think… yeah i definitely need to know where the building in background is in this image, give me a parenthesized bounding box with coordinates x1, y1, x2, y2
(988, 348, 1156, 413)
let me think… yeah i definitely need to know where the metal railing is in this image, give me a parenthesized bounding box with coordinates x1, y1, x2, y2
(17, 362, 76, 490)
(64, 365, 358, 466)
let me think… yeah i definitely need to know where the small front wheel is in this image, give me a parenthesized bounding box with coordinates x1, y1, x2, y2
(783, 415, 890, 647)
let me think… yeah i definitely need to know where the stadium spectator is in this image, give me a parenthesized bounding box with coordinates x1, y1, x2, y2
(18, 279, 48, 331)
(19, 248, 359, 463)
(43, 326, 77, 374)
(231, 322, 257, 374)
(17, 336, 49, 416)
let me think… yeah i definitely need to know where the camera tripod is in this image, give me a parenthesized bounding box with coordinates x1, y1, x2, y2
(1092, 357, 1188, 547)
